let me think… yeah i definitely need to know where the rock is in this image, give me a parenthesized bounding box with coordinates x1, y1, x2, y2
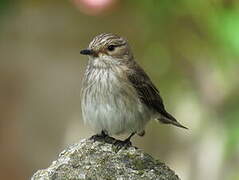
(31, 138, 180, 180)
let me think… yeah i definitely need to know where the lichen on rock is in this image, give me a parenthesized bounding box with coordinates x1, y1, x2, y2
(31, 138, 180, 180)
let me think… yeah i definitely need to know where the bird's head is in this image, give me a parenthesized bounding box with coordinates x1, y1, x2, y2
(80, 33, 133, 66)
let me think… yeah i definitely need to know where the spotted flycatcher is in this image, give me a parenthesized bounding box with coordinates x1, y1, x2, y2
(80, 33, 187, 145)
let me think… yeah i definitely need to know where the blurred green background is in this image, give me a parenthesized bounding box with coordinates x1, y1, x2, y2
(0, 0, 239, 179)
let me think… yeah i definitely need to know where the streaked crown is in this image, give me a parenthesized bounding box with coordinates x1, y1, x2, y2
(89, 33, 126, 49)
(83, 33, 133, 61)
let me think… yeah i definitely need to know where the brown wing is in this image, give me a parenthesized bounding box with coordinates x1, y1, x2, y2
(127, 62, 187, 129)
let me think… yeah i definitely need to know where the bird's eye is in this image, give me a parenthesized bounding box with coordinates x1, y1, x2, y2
(107, 45, 115, 51)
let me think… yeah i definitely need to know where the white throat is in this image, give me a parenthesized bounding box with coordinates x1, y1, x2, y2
(89, 54, 121, 69)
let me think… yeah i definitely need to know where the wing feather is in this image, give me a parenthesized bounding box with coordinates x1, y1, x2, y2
(127, 62, 187, 129)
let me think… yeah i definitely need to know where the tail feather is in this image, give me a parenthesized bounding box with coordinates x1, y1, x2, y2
(158, 111, 188, 129)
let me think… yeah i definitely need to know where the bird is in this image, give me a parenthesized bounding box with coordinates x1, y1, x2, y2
(80, 33, 187, 146)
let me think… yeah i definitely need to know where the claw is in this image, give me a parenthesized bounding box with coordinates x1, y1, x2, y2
(113, 138, 132, 151)
(113, 132, 135, 149)
(115, 139, 132, 147)
(90, 132, 136, 150)
(90, 130, 108, 142)
(90, 134, 104, 142)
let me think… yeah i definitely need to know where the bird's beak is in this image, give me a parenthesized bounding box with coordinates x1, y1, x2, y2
(80, 48, 94, 55)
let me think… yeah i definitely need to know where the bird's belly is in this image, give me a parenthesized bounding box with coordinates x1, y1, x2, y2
(82, 70, 152, 135)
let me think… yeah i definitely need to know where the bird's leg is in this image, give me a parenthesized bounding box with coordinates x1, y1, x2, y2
(124, 132, 136, 145)
(90, 130, 117, 144)
(101, 130, 115, 143)
(114, 132, 136, 148)
(101, 130, 108, 138)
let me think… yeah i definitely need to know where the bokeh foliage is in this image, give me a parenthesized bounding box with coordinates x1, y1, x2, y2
(0, 0, 238, 180)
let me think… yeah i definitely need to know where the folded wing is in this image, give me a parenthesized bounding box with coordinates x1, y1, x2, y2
(127, 62, 187, 129)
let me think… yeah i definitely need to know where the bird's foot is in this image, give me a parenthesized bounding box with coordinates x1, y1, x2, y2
(90, 134, 105, 142)
(113, 132, 135, 150)
(103, 136, 117, 144)
(90, 130, 108, 142)
(114, 139, 132, 148)
(90, 131, 116, 144)
(91, 132, 136, 151)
